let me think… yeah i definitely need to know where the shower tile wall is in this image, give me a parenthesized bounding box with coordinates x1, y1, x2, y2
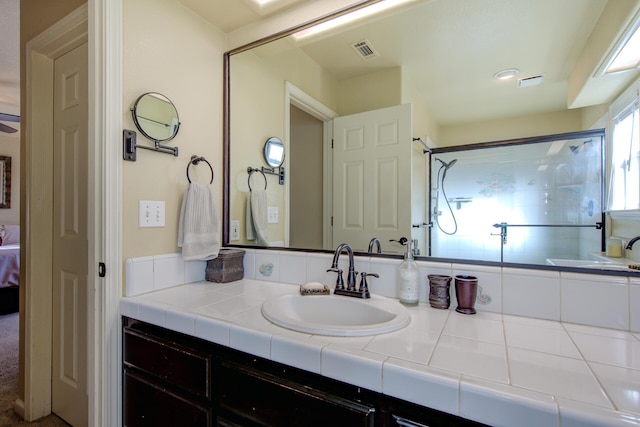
(431, 137, 602, 264)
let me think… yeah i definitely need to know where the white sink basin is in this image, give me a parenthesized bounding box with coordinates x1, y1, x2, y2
(261, 293, 411, 336)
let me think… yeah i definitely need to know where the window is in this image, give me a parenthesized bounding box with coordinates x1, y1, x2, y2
(608, 96, 640, 210)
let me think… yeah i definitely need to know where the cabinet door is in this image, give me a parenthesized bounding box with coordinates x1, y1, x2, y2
(218, 360, 375, 426)
(124, 325, 212, 400)
(123, 370, 211, 427)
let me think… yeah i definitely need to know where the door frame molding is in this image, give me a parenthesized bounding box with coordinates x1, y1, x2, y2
(22, 1, 122, 424)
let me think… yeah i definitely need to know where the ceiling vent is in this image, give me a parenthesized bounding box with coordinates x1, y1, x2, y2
(351, 39, 379, 60)
(517, 74, 545, 88)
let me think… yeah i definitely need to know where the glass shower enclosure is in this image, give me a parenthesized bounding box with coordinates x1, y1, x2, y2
(429, 129, 605, 265)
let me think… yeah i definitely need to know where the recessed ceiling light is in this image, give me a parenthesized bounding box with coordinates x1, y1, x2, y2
(492, 68, 520, 80)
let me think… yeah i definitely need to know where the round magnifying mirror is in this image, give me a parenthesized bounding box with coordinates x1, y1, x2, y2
(264, 137, 285, 168)
(131, 92, 180, 142)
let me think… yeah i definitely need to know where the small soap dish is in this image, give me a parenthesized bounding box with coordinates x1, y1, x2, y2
(299, 282, 330, 296)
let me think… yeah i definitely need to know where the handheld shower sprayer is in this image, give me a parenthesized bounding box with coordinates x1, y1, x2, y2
(435, 158, 457, 170)
(433, 157, 459, 235)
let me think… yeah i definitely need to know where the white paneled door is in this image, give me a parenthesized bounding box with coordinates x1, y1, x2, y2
(52, 41, 89, 427)
(332, 104, 412, 254)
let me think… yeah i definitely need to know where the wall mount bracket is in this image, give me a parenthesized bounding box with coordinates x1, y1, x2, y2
(123, 129, 179, 162)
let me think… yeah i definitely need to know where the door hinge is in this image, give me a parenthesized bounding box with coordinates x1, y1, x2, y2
(331, 216, 333, 226)
(331, 139, 334, 149)
(98, 262, 106, 278)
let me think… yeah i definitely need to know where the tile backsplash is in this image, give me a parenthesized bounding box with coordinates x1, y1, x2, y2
(125, 248, 639, 332)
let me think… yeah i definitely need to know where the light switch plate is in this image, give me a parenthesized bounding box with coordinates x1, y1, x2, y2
(139, 200, 165, 227)
(230, 220, 240, 241)
(268, 206, 278, 224)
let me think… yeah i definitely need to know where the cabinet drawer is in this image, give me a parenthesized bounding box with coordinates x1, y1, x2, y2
(218, 360, 375, 427)
(123, 326, 212, 400)
(124, 371, 211, 427)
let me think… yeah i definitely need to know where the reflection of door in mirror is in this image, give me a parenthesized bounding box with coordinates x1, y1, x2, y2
(290, 106, 324, 249)
(333, 104, 414, 254)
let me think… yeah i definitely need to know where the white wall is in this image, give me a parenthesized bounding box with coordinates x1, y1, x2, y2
(122, 0, 225, 262)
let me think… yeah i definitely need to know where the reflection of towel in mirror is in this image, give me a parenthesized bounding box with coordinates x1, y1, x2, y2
(246, 189, 268, 246)
(246, 194, 255, 241)
(178, 183, 220, 261)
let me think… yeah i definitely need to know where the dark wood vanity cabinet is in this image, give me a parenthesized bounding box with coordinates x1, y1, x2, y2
(123, 319, 213, 427)
(122, 318, 485, 427)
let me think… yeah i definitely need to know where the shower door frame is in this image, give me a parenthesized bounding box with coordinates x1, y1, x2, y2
(427, 128, 607, 264)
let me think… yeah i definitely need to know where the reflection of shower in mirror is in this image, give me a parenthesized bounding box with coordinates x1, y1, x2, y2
(433, 157, 458, 235)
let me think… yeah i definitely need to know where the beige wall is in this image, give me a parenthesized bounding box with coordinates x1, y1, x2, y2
(122, 0, 225, 261)
(337, 67, 402, 115)
(229, 45, 341, 245)
(0, 131, 20, 225)
(437, 109, 586, 147)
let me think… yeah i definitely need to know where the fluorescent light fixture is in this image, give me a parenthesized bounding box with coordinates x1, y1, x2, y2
(545, 140, 567, 156)
(603, 16, 640, 74)
(293, 0, 416, 40)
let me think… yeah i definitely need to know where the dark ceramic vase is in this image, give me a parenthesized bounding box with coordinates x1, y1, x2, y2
(454, 275, 478, 314)
(428, 274, 451, 309)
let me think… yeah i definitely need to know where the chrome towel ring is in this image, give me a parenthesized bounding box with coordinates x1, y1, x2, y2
(247, 167, 267, 190)
(187, 155, 214, 184)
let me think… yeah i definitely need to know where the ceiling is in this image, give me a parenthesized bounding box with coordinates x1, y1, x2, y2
(236, 0, 640, 126)
(3, 0, 639, 130)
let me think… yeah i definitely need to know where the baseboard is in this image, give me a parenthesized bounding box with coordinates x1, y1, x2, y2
(14, 398, 25, 419)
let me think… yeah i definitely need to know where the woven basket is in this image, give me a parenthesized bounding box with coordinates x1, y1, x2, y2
(205, 248, 245, 283)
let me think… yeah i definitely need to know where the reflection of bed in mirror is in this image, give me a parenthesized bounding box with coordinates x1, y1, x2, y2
(0, 225, 20, 314)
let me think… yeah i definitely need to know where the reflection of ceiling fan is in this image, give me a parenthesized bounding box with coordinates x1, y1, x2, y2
(0, 113, 20, 134)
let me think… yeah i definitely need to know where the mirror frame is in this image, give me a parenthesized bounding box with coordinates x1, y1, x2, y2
(264, 137, 285, 168)
(131, 92, 180, 143)
(222, 0, 640, 277)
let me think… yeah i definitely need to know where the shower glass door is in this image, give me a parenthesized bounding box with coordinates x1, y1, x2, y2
(429, 130, 604, 265)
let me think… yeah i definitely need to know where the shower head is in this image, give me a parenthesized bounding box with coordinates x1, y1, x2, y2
(436, 158, 458, 170)
(413, 137, 431, 154)
(569, 139, 593, 154)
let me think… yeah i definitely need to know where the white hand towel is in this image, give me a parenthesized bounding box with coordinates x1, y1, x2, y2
(246, 193, 256, 241)
(178, 183, 220, 261)
(249, 189, 269, 246)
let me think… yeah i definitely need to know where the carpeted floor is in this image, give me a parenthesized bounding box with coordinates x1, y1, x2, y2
(0, 313, 70, 426)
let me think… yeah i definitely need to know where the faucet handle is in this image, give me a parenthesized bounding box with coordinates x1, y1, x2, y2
(358, 272, 377, 298)
(327, 268, 345, 290)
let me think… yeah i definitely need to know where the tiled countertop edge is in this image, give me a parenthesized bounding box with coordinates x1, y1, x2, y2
(119, 294, 639, 427)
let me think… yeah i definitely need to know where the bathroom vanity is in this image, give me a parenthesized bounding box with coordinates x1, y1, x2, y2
(121, 277, 640, 427)
(123, 317, 485, 426)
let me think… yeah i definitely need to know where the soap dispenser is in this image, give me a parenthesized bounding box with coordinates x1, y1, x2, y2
(392, 237, 420, 306)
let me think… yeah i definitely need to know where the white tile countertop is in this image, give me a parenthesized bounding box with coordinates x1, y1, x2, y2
(120, 279, 640, 427)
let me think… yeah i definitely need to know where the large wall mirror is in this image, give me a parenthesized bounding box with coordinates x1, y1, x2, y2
(224, 0, 640, 274)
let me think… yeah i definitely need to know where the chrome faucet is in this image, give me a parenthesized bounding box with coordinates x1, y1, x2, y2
(368, 237, 382, 254)
(625, 236, 640, 250)
(327, 243, 357, 291)
(327, 243, 372, 298)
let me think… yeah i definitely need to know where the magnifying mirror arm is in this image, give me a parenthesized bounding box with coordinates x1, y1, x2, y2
(123, 129, 179, 162)
(261, 165, 285, 185)
(146, 140, 179, 157)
